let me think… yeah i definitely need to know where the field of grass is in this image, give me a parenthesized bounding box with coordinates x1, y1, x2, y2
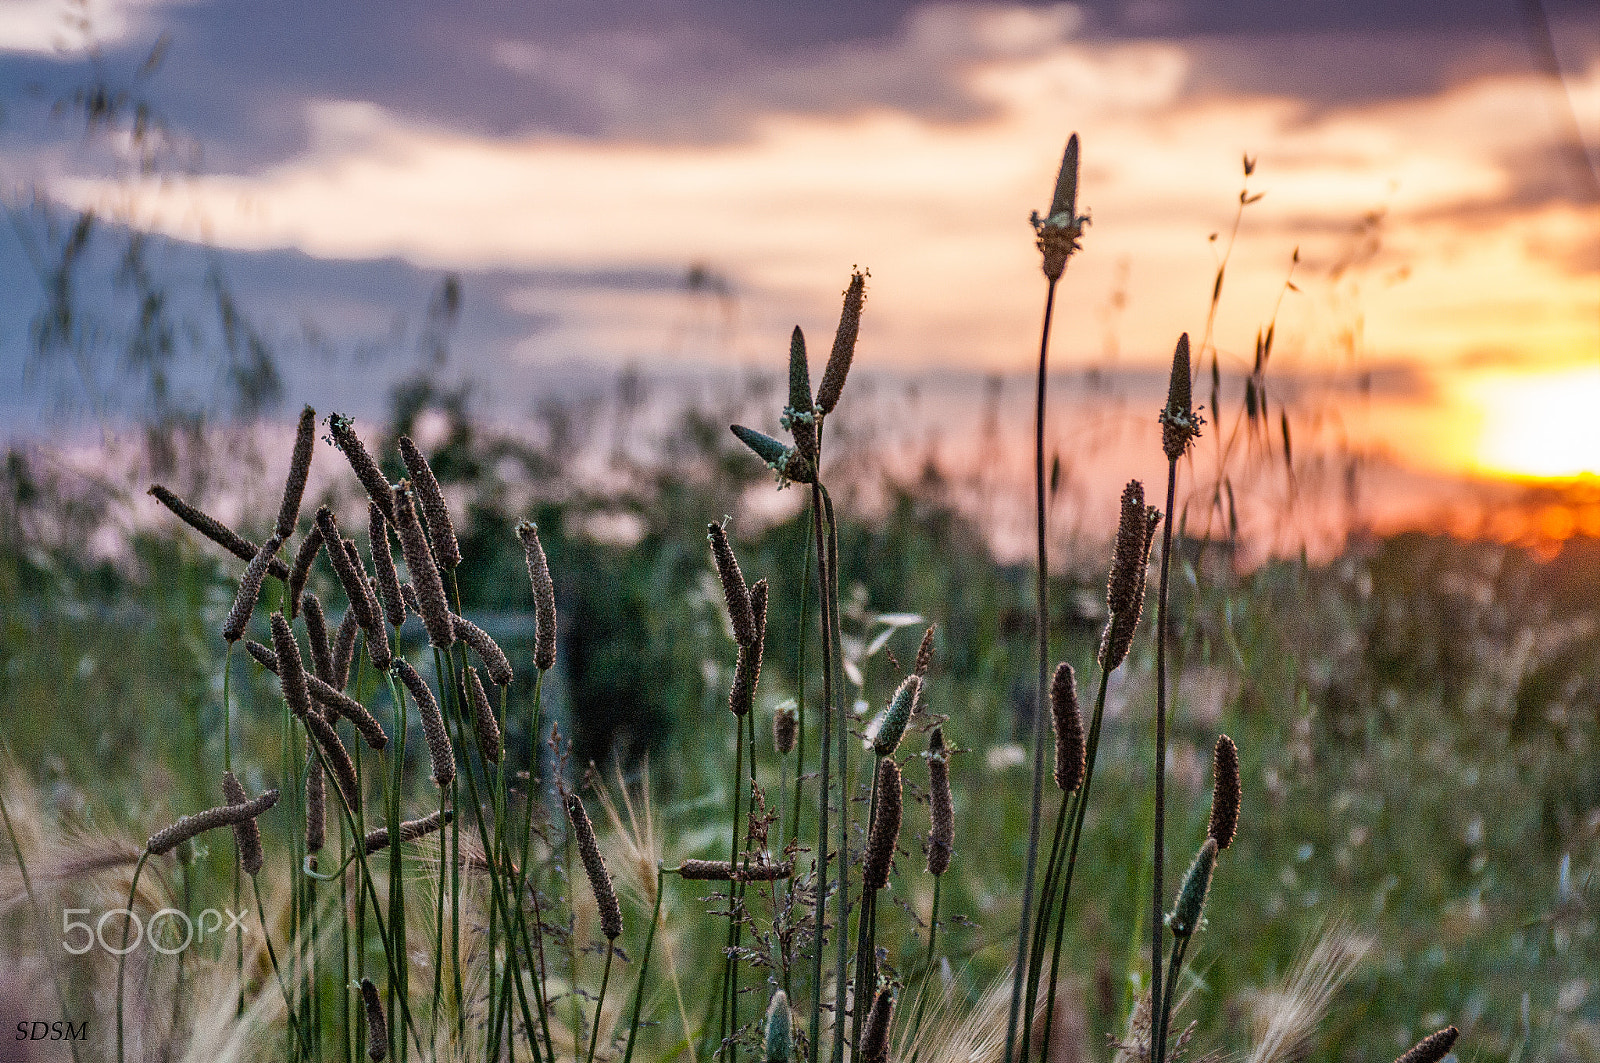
(0, 152, 1597, 1063)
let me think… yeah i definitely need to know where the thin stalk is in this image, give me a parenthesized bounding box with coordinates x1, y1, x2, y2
(1151, 462, 1179, 1063)
(587, 941, 617, 1063)
(224, 647, 245, 1020)
(622, 867, 667, 1063)
(340, 802, 353, 1063)
(821, 488, 852, 1063)
(789, 499, 814, 853)
(850, 758, 883, 1057)
(718, 703, 747, 1059)
(806, 480, 837, 1063)
(1006, 272, 1060, 1063)
(1018, 792, 1072, 1063)
(1155, 934, 1190, 1063)
(253, 874, 308, 1058)
(116, 851, 151, 1063)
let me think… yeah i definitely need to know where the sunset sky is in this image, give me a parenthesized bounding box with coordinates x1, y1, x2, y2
(0, 0, 1595, 484)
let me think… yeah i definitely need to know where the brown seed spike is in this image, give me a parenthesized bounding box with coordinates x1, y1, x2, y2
(818, 268, 866, 415)
(302, 592, 335, 684)
(395, 484, 455, 648)
(369, 502, 406, 630)
(399, 435, 461, 570)
(453, 613, 513, 686)
(271, 612, 314, 718)
(1208, 735, 1240, 851)
(860, 986, 895, 1063)
(566, 792, 623, 939)
(364, 811, 452, 854)
(1395, 1027, 1458, 1063)
(148, 484, 291, 580)
(342, 539, 392, 670)
(677, 859, 736, 881)
(395, 659, 453, 788)
(276, 405, 317, 539)
(223, 534, 282, 643)
(315, 508, 378, 632)
(773, 705, 798, 755)
(221, 771, 265, 876)
(729, 579, 767, 716)
(1051, 662, 1085, 793)
(708, 521, 757, 647)
(147, 789, 279, 856)
(927, 727, 953, 876)
(863, 757, 902, 892)
(305, 746, 326, 855)
(913, 624, 936, 680)
(465, 665, 502, 765)
(1100, 481, 1158, 672)
(328, 414, 395, 523)
(360, 977, 388, 1061)
(517, 521, 557, 670)
(304, 710, 360, 811)
(332, 607, 359, 691)
(1160, 334, 1203, 461)
(286, 522, 322, 619)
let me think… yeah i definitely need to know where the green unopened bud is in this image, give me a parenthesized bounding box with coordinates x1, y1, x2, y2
(1168, 837, 1218, 938)
(869, 674, 921, 756)
(731, 424, 816, 485)
(765, 989, 793, 1063)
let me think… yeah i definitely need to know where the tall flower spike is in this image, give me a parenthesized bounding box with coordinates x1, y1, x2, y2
(221, 771, 265, 876)
(783, 326, 818, 461)
(1208, 735, 1240, 851)
(315, 508, 378, 633)
(147, 788, 279, 856)
(343, 539, 392, 670)
(1100, 481, 1160, 671)
(766, 990, 794, 1063)
(773, 703, 798, 755)
(729, 578, 768, 716)
(1395, 1028, 1459, 1063)
(394, 483, 455, 648)
(270, 612, 314, 718)
(286, 522, 322, 619)
(369, 502, 406, 630)
(360, 978, 388, 1061)
(305, 710, 361, 811)
(1051, 662, 1085, 793)
(1168, 837, 1218, 938)
(1032, 133, 1089, 281)
(870, 674, 920, 757)
(517, 521, 557, 671)
(913, 624, 936, 680)
(862, 757, 902, 891)
(148, 484, 290, 579)
(927, 727, 954, 876)
(395, 659, 453, 788)
(1160, 333, 1203, 460)
(860, 987, 895, 1063)
(305, 745, 326, 856)
(566, 791, 623, 939)
(465, 665, 502, 765)
(399, 435, 461, 570)
(223, 534, 282, 643)
(708, 521, 757, 647)
(818, 268, 867, 415)
(453, 613, 513, 686)
(276, 405, 317, 539)
(328, 413, 395, 523)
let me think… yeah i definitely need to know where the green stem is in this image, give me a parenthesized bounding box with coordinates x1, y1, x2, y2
(622, 867, 666, 1063)
(822, 488, 852, 1063)
(253, 873, 308, 1058)
(587, 941, 617, 1063)
(116, 851, 150, 1063)
(850, 758, 883, 1057)
(1019, 791, 1071, 1063)
(806, 480, 836, 1063)
(1151, 460, 1178, 1063)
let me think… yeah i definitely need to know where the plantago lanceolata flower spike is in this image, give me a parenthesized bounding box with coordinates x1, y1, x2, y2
(677, 859, 736, 881)
(1208, 735, 1240, 851)
(818, 268, 867, 415)
(860, 986, 895, 1063)
(1033, 133, 1089, 281)
(708, 520, 757, 647)
(364, 810, 452, 854)
(328, 413, 395, 523)
(565, 791, 623, 939)
(286, 522, 322, 619)
(344, 538, 392, 670)
(927, 726, 953, 876)
(149, 484, 290, 579)
(913, 624, 935, 680)
(465, 664, 502, 764)
(398, 435, 461, 569)
(305, 746, 325, 855)
(517, 521, 557, 670)
(870, 674, 920, 756)
(223, 533, 282, 643)
(276, 405, 316, 539)
(731, 424, 816, 485)
(395, 483, 455, 648)
(1100, 481, 1160, 671)
(453, 613, 513, 686)
(863, 756, 902, 891)
(737, 859, 795, 881)
(316, 508, 377, 629)
(395, 658, 453, 787)
(1396, 1027, 1459, 1063)
(245, 637, 388, 747)
(332, 607, 359, 690)
(221, 770, 265, 875)
(730, 578, 768, 716)
(1160, 333, 1203, 461)
(369, 501, 406, 630)
(1051, 662, 1085, 793)
(302, 591, 335, 684)
(271, 611, 314, 718)
(1168, 837, 1217, 938)
(784, 326, 818, 461)
(305, 705, 360, 809)
(359, 977, 387, 1061)
(773, 703, 799, 755)
(766, 989, 794, 1063)
(147, 787, 279, 856)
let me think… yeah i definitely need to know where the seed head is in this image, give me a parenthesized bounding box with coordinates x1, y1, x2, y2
(286, 522, 323, 619)
(398, 435, 461, 570)
(773, 703, 799, 755)
(1208, 735, 1240, 851)
(302, 592, 334, 683)
(783, 326, 818, 461)
(332, 607, 359, 691)
(369, 502, 406, 630)
(1168, 837, 1218, 938)
(304, 709, 360, 812)
(817, 268, 867, 416)
(870, 674, 920, 757)
(364, 811, 452, 854)
(454, 613, 513, 686)
(395, 658, 453, 788)
(863, 757, 903, 891)
(221, 771, 265, 876)
(1395, 1028, 1459, 1063)
(927, 727, 953, 876)
(730, 578, 768, 716)
(223, 534, 282, 643)
(148, 484, 290, 579)
(271, 612, 314, 718)
(276, 405, 317, 539)
(328, 414, 395, 523)
(394, 484, 455, 648)
(517, 521, 558, 670)
(360, 977, 387, 1061)
(1160, 334, 1203, 461)
(913, 624, 936, 680)
(1051, 662, 1085, 793)
(147, 787, 279, 856)
(565, 791, 623, 939)
(860, 986, 895, 1063)
(305, 747, 325, 855)
(1100, 482, 1160, 671)
(343, 538, 392, 670)
(678, 859, 736, 881)
(1032, 134, 1089, 281)
(315, 508, 379, 632)
(465, 665, 502, 764)
(766, 990, 794, 1063)
(707, 521, 757, 646)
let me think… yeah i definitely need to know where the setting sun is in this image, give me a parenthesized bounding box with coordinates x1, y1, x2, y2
(1463, 366, 1600, 480)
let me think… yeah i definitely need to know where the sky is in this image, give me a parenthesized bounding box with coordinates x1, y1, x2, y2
(0, 0, 1596, 489)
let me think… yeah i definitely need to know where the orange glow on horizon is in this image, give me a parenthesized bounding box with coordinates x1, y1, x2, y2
(1460, 366, 1600, 481)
